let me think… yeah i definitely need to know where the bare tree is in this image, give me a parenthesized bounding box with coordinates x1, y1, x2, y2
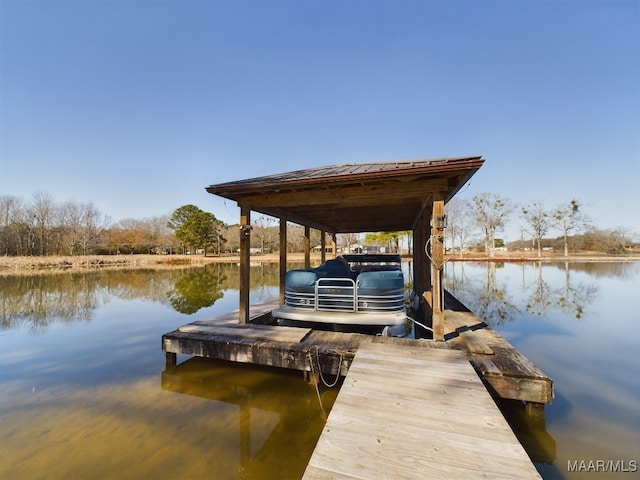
(446, 198, 474, 258)
(28, 192, 57, 255)
(144, 215, 176, 254)
(521, 201, 551, 257)
(471, 193, 514, 257)
(0, 195, 25, 255)
(252, 215, 279, 253)
(553, 200, 588, 256)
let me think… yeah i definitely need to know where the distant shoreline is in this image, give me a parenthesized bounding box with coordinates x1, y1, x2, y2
(0, 252, 638, 275)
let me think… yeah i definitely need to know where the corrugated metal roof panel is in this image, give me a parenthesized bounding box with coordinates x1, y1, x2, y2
(205, 156, 484, 233)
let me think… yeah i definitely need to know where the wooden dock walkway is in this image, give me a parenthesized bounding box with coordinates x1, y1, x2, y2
(162, 299, 552, 477)
(303, 342, 541, 479)
(162, 299, 552, 407)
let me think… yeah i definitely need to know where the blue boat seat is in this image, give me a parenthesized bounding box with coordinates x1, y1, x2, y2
(285, 269, 317, 288)
(356, 270, 405, 312)
(357, 270, 404, 291)
(313, 258, 353, 279)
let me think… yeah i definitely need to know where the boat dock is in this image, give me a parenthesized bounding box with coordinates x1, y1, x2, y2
(162, 299, 552, 478)
(303, 342, 541, 479)
(162, 299, 553, 408)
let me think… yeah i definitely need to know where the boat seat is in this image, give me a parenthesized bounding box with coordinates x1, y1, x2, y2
(313, 258, 353, 279)
(356, 270, 405, 312)
(285, 269, 318, 288)
(357, 270, 404, 291)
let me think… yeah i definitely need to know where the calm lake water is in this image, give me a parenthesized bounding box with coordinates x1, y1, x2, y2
(1, 261, 638, 479)
(0, 264, 339, 480)
(444, 261, 640, 479)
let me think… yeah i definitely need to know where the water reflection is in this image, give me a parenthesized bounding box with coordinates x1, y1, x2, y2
(445, 261, 602, 326)
(167, 267, 225, 314)
(496, 398, 557, 465)
(446, 261, 640, 479)
(446, 262, 522, 325)
(0, 263, 286, 333)
(161, 358, 338, 480)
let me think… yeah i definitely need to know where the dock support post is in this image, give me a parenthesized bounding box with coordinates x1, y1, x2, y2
(304, 225, 311, 269)
(165, 352, 177, 369)
(413, 214, 424, 296)
(413, 205, 434, 336)
(239, 206, 251, 324)
(432, 197, 445, 341)
(280, 219, 288, 305)
(320, 231, 327, 263)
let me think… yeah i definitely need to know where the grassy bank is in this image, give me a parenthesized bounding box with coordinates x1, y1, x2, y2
(449, 251, 640, 263)
(1, 251, 638, 276)
(0, 253, 306, 275)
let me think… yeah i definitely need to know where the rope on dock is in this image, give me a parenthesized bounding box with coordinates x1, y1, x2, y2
(307, 345, 343, 388)
(408, 316, 433, 333)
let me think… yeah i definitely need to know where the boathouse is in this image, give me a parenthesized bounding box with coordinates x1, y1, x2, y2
(205, 156, 484, 340)
(163, 156, 553, 477)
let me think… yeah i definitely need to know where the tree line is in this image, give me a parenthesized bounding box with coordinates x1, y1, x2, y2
(0, 193, 334, 257)
(0, 192, 636, 257)
(346, 194, 636, 256)
(447, 194, 636, 256)
(0, 192, 177, 256)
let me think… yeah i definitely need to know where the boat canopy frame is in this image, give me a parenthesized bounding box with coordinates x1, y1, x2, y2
(206, 156, 484, 340)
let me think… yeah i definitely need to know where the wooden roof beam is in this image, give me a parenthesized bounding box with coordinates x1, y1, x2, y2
(240, 179, 450, 209)
(247, 205, 337, 235)
(411, 194, 434, 230)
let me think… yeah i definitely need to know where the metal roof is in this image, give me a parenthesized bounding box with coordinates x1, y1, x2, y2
(206, 156, 484, 233)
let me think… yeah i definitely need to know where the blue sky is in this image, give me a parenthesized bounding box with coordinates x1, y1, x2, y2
(1, 0, 638, 240)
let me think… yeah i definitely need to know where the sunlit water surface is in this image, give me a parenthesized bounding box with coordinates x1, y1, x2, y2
(444, 261, 640, 479)
(1, 261, 638, 479)
(0, 264, 337, 480)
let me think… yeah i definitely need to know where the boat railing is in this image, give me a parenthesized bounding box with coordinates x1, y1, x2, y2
(316, 278, 356, 312)
(284, 277, 405, 314)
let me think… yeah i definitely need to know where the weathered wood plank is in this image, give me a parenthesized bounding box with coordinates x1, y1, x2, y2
(163, 298, 553, 404)
(444, 310, 485, 336)
(443, 309, 553, 404)
(163, 328, 364, 376)
(459, 330, 495, 354)
(303, 343, 541, 480)
(177, 324, 311, 343)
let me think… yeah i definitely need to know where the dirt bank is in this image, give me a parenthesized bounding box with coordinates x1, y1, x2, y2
(1, 252, 637, 276)
(0, 253, 305, 275)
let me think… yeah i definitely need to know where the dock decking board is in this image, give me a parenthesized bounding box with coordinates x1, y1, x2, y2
(163, 327, 364, 376)
(178, 324, 312, 343)
(163, 308, 552, 405)
(303, 343, 541, 479)
(161, 301, 551, 478)
(442, 311, 553, 405)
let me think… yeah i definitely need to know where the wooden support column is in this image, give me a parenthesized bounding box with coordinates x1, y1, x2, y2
(304, 225, 311, 269)
(330, 233, 337, 258)
(432, 198, 445, 340)
(320, 231, 326, 263)
(413, 206, 434, 337)
(239, 206, 251, 324)
(423, 207, 432, 291)
(165, 352, 177, 369)
(279, 219, 288, 305)
(413, 210, 425, 297)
